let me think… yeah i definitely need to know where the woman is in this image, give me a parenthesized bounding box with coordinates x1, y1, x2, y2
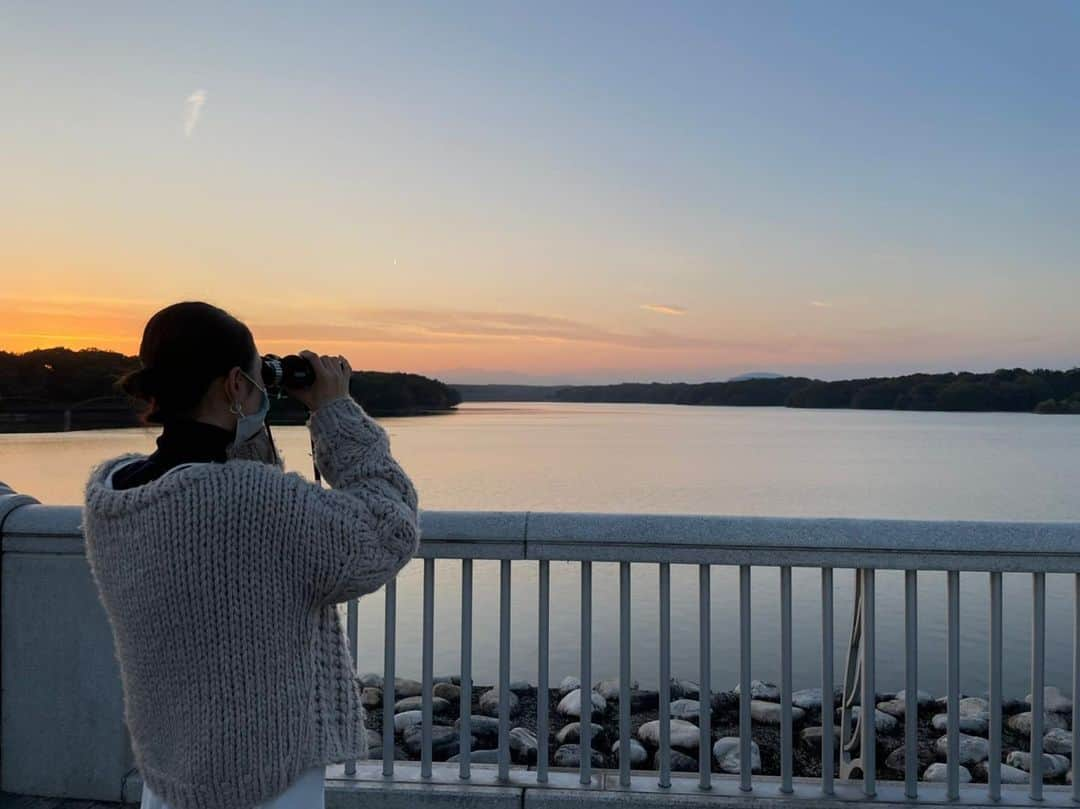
(82, 301, 420, 809)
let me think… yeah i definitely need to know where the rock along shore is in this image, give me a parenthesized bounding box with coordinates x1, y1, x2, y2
(355, 674, 1076, 784)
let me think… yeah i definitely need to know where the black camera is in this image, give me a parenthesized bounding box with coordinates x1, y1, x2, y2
(260, 353, 316, 392)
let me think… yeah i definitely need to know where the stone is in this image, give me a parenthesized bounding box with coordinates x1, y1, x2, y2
(555, 721, 605, 746)
(885, 745, 936, 773)
(666, 750, 698, 772)
(358, 672, 384, 688)
(1026, 686, 1073, 714)
(455, 715, 499, 744)
(929, 697, 990, 736)
(923, 762, 971, 783)
(361, 687, 381, 709)
(843, 706, 899, 734)
(933, 733, 989, 765)
(479, 688, 519, 718)
(553, 743, 605, 768)
(631, 690, 661, 712)
(1001, 696, 1028, 714)
(394, 678, 423, 698)
(403, 725, 468, 760)
(393, 710, 424, 734)
(595, 678, 638, 701)
(448, 749, 500, 764)
(613, 738, 649, 767)
(712, 737, 761, 774)
(433, 674, 461, 685)
(894, 689, 935, 708)
(670, 699, 701, 721)
(792, 688, 824, 712)
(394, 695, 451, 715)
(1045, 727, 1073, 754)
(433, 682, 461, 702)
(558, 676, 581, 697)
(878, 690, 934, 717)
(556, 688, 606, 719)
(1007, 751, 1070, 778)
(801, 725, 842, 752)
(733, 679, 781, 701)
(710, 690, 739, 714)
(638, 718, 700, 751)
(509, 680, 533, 693)
(975, 762, 1029, 784)
(670, 679, 700, 700)
(366, 728, 384, 760)
(752, 700, 806, 725)
(1007, 711, 1069, 735)
(509, 727, 538, 764)
(876, 699, 906, 718)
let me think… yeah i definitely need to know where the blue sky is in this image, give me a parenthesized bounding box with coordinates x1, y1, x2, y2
(2, 1, 1077, 382)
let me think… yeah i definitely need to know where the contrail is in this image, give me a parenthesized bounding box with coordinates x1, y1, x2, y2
(640, 303, 686, 316)
(184, 90, 207, 137)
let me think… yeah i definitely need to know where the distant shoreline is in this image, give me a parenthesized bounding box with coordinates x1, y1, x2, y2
(450, 368, 1080, 415)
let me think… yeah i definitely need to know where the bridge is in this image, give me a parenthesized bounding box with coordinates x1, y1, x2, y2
(3, 478, 1080, 807)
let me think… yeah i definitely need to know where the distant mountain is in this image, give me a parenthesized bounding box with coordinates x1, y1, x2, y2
(728, 372, 785, 382)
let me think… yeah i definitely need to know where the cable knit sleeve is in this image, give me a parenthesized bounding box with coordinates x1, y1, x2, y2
(295, 395, 420, 605)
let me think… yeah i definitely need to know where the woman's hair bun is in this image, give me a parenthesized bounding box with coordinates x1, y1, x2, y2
(118, 366, 159, 401)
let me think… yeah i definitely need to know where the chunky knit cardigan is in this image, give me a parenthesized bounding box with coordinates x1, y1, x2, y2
(82, 396, 420, 809)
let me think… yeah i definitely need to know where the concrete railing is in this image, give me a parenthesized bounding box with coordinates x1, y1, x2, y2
(4, 479, 1080, 807)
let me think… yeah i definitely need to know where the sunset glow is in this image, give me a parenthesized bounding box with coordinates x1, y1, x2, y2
(3, 3, 1077, 383)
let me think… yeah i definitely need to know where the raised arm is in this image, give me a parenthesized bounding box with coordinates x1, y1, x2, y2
(278, 395, 420, 605)
(281, 352, 420, 605)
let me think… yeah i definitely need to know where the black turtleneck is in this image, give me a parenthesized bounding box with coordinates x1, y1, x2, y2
(111, 419, 235, 490)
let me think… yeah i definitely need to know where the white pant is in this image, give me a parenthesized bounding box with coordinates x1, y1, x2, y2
(140, 766, 325, 809)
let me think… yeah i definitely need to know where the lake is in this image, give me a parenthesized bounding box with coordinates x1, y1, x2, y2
(2, 402, 1079, 700)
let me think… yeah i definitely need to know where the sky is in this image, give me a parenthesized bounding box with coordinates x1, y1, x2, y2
(1, 1, 1077, 384)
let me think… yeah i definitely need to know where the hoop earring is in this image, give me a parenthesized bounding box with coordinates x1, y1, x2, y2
(229, 401, 243, 416)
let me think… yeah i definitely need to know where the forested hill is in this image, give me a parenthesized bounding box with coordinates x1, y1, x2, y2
(0, 347, 460, 432)
(452, 368, 1080, 414)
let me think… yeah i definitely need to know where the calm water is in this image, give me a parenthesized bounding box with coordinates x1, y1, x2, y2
(3, 402, 1079, 699)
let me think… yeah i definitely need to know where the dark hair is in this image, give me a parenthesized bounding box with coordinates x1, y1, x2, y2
(118, 302, 258, 424)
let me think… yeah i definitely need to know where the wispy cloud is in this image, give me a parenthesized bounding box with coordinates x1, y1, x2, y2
(640, 303, 686, 316)
(184, 89, 207, 137)
(809, 300, 832, 308)
(249, 306, 779, 352)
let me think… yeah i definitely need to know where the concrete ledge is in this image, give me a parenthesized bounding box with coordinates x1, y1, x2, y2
(85, 762, 1080, 808)
(7, 504, 1080, 569)
(0, 485, 40, 534)
(327, 780, 522, 809)
(526, 512, 1080, 571)
(319, 768, 1075, 809)
(417, 510, 529, 560)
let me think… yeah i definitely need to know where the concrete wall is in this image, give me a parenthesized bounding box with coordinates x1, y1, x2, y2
(1, 482, 134, 801)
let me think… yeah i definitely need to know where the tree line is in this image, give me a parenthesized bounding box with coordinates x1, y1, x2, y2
(549, 368, 1080, 414)
(0, 347, 461, 431)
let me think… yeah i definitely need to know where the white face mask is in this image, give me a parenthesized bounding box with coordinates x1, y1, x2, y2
(226, 370, 282, 467)
(231, 369, 270, 445)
